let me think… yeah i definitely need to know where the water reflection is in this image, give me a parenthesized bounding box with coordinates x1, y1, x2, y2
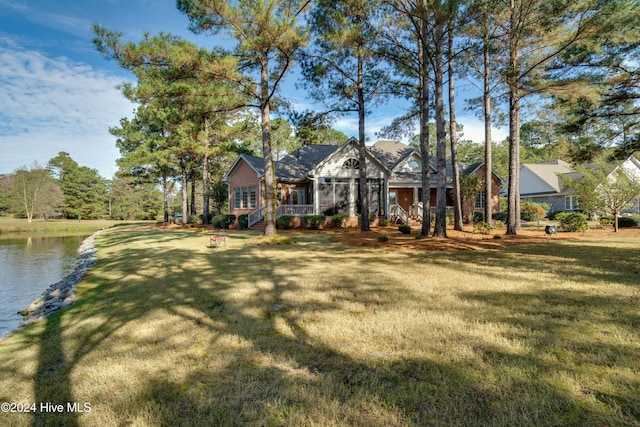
(0, 235, 86, 338)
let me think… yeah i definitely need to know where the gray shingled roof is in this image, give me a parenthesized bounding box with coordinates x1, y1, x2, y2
(370, 140, 416, 170)
(522, 160, 572, 194)
(242, 154, 265, 176)
(370, 140, 459, 177)
(275, 144, 340, 181)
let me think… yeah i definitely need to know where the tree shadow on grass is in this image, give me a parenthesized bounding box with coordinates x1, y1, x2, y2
(457, 288, 640, 424)
(412, 240, 640, 288)
(25, 230, 640, 426)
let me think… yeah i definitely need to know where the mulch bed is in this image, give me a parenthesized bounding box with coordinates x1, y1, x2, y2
(154, 221, 640, 251)
(327, 225, 640, 251)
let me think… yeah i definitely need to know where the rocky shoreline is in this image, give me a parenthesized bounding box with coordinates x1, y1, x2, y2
(16, 230, 101, 329)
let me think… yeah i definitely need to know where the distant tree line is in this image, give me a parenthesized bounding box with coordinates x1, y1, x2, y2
(0, 152, 164, 222)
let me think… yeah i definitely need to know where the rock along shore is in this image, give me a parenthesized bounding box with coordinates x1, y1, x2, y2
(17, 230, 102, 329)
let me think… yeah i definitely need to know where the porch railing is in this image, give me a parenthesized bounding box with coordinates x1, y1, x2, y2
(389, 204, 409, 225)
(247, 206, 265, 228)
(248, 205, 315, 228)
(410, 202, 423, 219)
(277, 204, 315, 218)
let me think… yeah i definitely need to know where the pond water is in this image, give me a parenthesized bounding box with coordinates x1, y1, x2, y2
(0, 235, 86, 339)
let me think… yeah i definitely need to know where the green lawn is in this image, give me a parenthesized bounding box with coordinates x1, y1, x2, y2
(1, 225, 638, 426)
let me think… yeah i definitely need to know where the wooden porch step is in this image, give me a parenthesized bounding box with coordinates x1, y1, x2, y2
(250, 220, 265, 230)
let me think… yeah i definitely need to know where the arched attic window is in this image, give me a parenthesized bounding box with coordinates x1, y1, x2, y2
(408, 160, 421, 171)
(342, 158, 360, 170)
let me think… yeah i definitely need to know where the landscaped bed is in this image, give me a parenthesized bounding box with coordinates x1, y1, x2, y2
(1, 224, 638, 426)
(327, 224, 640, 251)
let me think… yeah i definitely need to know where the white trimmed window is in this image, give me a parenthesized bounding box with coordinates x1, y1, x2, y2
(389, 191, 398, 205)
(234, 186, 257, 209)
(234, 188, 241, 209)
(342, 158, 360, 170)
(565, 195, 577, 210)
(250, 188, 256, 208)
(475, 191, 486, 209)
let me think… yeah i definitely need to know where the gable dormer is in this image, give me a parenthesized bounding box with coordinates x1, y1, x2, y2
(394, 152, 423, 173)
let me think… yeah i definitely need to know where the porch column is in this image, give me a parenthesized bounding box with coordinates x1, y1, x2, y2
(349, 178, 356, 216)
(313, 178, 319, 215)
(383, 178, 389, 218)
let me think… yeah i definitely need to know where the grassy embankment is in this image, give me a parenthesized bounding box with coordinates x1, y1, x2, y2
(0, 224, 638, 426)
(0, 217, 150, 238)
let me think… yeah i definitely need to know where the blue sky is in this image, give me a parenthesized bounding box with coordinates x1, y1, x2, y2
(0, 0, 506, 179)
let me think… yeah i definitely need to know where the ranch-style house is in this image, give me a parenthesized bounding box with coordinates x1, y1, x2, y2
(222, 138, 503, 228)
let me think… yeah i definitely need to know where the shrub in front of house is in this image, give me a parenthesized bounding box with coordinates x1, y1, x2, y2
(492, 220, 506, 230)
(331, 213, 349, 228)
(553, 212, 569, 222)
(379, 219, 390, 227)
(473, 221, 493, 235)
(473, 212, 484, 223)
(558, 212, 588, 232)
(276, 215, 294, 230)
(492, 211, 508, 222)
(357, 213, 378, 227)
(377, 235, 389, 242)
(303, 215, 326, 230)
(617, 216, 638, 228)
(212, 214, 236, 229)
(547, 210, 564, 220)
(398, 225, 411, 234)
(238, 214, 249, 229)
(599, 218, 613, 230)
(520, 200, 551, 222)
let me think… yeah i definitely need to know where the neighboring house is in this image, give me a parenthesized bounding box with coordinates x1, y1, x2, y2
(460, 162, 503, 220)
(222, 138, 503, 228)
(519, 157, 640, 214)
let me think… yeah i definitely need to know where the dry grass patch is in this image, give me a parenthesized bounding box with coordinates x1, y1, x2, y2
(0, 225, 638, 426)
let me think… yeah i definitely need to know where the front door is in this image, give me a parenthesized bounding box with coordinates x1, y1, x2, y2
(397, 188, 413, 212)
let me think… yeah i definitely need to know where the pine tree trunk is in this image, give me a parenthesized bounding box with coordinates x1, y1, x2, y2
(448, 28, 463, 231)
(357, 52, 370, 232)
(181, 167, 188, 226)
(202, 151, 210, 225)
(433, 17, 447, 238)
(261, 54, 277, 237)
(506, 0, 521, 235)
(483, 29, 493, 226)
(190, 173, 196, 216)
(163, 175, 169, 223)
(419, 9, 431, 237)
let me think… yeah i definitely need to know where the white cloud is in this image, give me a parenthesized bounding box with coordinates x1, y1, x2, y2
(0, 43, 135, 177)
(457, 115, 508, 144)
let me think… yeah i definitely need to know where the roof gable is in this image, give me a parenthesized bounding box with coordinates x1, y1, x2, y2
(222, 153, 264, 182)
(520, 160, 573, 195)
(620, 156, 640, 180)
(370, 140, 416, 170)
(463, 162, 505, 184)
(311, 138, 390, 176)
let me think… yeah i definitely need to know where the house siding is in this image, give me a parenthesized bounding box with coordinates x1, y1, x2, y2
(315, 144, 386, 179)
(228, 160, 262, 218)
(472, 164, 501, 215)
(523, 195, 568, 214)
